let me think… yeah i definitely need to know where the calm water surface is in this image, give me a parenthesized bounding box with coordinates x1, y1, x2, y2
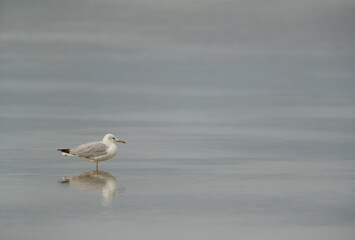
(1, 79, 355, 240)
(1, 1, 355, 239)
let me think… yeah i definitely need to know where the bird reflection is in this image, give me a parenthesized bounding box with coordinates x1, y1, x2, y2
(59, 171, 124, 206)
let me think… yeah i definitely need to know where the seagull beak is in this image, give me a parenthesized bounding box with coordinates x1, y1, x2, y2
(117, 139, 126, 144)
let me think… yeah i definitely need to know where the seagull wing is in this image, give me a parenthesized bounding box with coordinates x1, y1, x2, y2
(70, 142, 108, 159)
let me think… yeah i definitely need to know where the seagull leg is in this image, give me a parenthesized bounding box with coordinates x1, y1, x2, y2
(96, 161, 98, 171)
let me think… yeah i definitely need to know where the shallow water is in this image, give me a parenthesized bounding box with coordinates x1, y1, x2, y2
(1, 1, 355, 239)
(1, 102, 355, 240)
(2, 75, 355, 240)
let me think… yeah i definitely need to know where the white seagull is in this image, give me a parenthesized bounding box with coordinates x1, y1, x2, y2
(57, 133, 126, 170)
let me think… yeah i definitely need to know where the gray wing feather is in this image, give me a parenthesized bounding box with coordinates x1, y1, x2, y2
(71, 142, 108, 158)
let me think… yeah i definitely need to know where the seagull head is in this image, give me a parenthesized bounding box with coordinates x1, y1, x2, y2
(103, 133, 126, 144)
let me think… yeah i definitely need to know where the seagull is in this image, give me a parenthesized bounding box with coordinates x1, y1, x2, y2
(57, 133, 126, 170)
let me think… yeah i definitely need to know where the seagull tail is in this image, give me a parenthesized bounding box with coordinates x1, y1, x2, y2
(57, 149, 72, 156)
